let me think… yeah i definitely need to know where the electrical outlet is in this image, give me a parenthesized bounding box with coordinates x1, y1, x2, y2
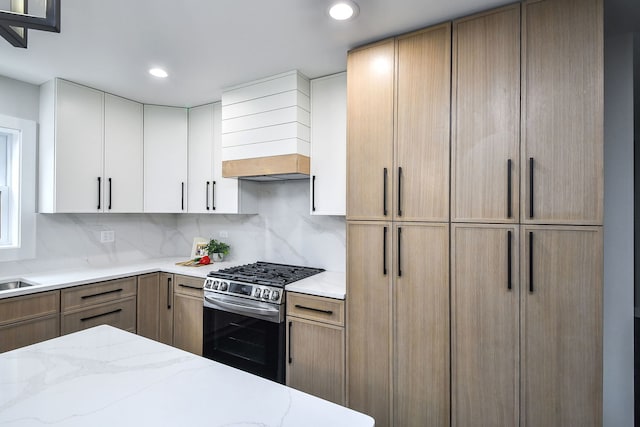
(100, 230, 115, 243)
(219, 231, 229, 238)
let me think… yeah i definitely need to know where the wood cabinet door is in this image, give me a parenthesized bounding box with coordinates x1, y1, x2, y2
(395, 24, 451, 222)
(144, 105, 188, 213)
(521, 0, 603, 225)
(0, 315, 60, 353)
(393, 223, 449, 427)
(55, 79, 104, 212)
(346, 221, 392, 426)
(137, 273, 160, 341)
(452, 5, 520, 223)
(346, 40, 395, 221)
(451, 224, 519, 427)
(286, 317, 345, 405)
(521, 226, 602, 426)
(104, 93, 143, 213)
(173, 293, 203, 356)
(158, 273, 174, 346)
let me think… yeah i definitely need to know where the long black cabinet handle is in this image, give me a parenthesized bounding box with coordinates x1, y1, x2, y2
(383, 168, 388, 216)
(206, 181, 210, 211)
(507, 159, 512, 218)
(212, 181, 216, 211)
(507, 230, 512, 290)
(167, 277, 172, 309)
(181, 182, 185, 211)
(529, 158, 534, 218)
(108, 178, 112, 210)
(383, 226, 388, 275)
(81, 288, 123, 299)
(397, 227, 402, 277)
(288, 321, 293, 364)
(81, 308, 122, 323)
(97, 177, 101, 210)
(398, 167, 403, 217)
(312, 175, 316, 212)
(529, 231, 534, 293)
(178, 283, 202, 290)
(294, 304, 333, 315)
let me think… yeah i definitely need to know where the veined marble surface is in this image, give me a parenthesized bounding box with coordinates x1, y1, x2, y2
(0, 326, 373, 427)
(285, 271, 346, 300)
(1, 181, 345, 278)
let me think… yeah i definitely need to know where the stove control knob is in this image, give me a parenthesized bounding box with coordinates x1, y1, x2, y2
(271, 290, 280, 301)
(262, 289, 271, 299)
(219, 282, 228, 291)
(212, 281, 219, 290)
(253, 288, 262, 298)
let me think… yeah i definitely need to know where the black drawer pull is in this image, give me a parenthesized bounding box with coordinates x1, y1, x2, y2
(507, 159, 512, 218)
(529, 231, 534, 293)
(206, 181, 210, 210)
(507, 230, 512, 290)
(312, 175, 316, 212)
(398, 167, 403, 217)
(294, 304, 333, 315)
(529, 157, 534, 218)
(97, 177, 101, 210)
(397, 226, 402, 277)
(167, 277, 172, 310)
(81, 308, 122, 322)
(108, 178, 112, 210)
(288, 321, 293, 364)
(81, 288, 123, 299)
(212, 181, 216, 211)
(178, 283, 202, 290)
(383, 168, 388, 216)
(383, 226, 388, 275)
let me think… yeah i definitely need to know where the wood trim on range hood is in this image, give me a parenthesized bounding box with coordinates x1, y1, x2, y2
(222, 154, 310, 180)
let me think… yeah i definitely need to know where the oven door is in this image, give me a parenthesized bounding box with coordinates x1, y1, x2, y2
(203, 293, 285, 383)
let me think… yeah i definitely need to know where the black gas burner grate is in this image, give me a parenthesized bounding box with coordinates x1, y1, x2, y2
(208, 262, 324, 287)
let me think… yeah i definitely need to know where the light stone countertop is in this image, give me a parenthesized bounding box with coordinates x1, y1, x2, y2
(0, 258, 346, 300)
(0, 325, 373, 427)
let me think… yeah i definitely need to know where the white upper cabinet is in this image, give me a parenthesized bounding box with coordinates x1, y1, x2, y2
(104, 94, 143, 213)
(188, 102, 257, 214)
(39, 79, 105, 213)
(310, 72, 346, 215)
(144, 105, 188, 213)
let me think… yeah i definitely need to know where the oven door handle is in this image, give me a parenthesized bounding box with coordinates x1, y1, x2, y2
(204, 295, 281, 318)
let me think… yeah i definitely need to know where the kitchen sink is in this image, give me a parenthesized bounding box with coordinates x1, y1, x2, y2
(0, 281, 33, 291)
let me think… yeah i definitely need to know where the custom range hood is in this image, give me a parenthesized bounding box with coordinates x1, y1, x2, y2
(221, 70, 311, 181)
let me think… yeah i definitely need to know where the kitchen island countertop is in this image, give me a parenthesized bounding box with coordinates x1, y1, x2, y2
(0, 325, 373, 427)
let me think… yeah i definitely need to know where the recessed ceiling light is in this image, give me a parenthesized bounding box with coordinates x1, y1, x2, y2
(328, 1, 359, 21)
(149, 68, 168, 78)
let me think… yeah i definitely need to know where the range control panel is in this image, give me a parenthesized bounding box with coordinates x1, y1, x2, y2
(203, 278, 284, 304)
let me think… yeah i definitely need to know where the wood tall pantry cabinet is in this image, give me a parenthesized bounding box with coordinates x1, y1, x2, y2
(346, 1, 603, 426)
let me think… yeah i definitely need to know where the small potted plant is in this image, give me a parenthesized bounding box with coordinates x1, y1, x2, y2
(206, 239, 230, 262)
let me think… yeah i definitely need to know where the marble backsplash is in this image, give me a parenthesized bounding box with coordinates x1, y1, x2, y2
(0, 181, 346, 277)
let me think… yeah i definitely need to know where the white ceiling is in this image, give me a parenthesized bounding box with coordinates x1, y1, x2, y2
(0, 0, 526, 106)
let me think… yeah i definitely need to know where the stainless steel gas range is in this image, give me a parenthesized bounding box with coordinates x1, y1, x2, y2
(202, 262, 324, 383)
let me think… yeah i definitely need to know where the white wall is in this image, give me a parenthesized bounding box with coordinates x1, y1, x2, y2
(0, 75, 40, 122)
(603, 33, 635, 427)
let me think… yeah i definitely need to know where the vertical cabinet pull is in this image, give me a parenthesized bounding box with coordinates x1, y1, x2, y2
(97, 177, 101, 210)
(529, 231, 534, 293)
(312, 175, 316, 212)
(397, 167, 403, 217)
(529, 157, 534, 218)
(507, 159, 512, 218)
(206, 181, 210, 210)
(181, 182, 185, 211)
(383, 168, 388, 216)
(212, 181, 216, 211)
(507, 230, 512, 290)
(108, 178, 112, 210)
(397, 227, 402, 277)
(383, 226, 388, 276)
(288, 321, 293, 364)
(167, 276, 172, 310)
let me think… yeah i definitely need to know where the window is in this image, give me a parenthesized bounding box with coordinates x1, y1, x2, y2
(0, 114, 36, 262)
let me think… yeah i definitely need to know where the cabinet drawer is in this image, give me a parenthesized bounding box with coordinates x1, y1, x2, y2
(0, 314, 60, 353)
(174, 275, 204, 298)
(287, 293, 344, 326)
(0, 291, 60, 326)
(61, 297, 136, 335)
(62, 277, 137, 311)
